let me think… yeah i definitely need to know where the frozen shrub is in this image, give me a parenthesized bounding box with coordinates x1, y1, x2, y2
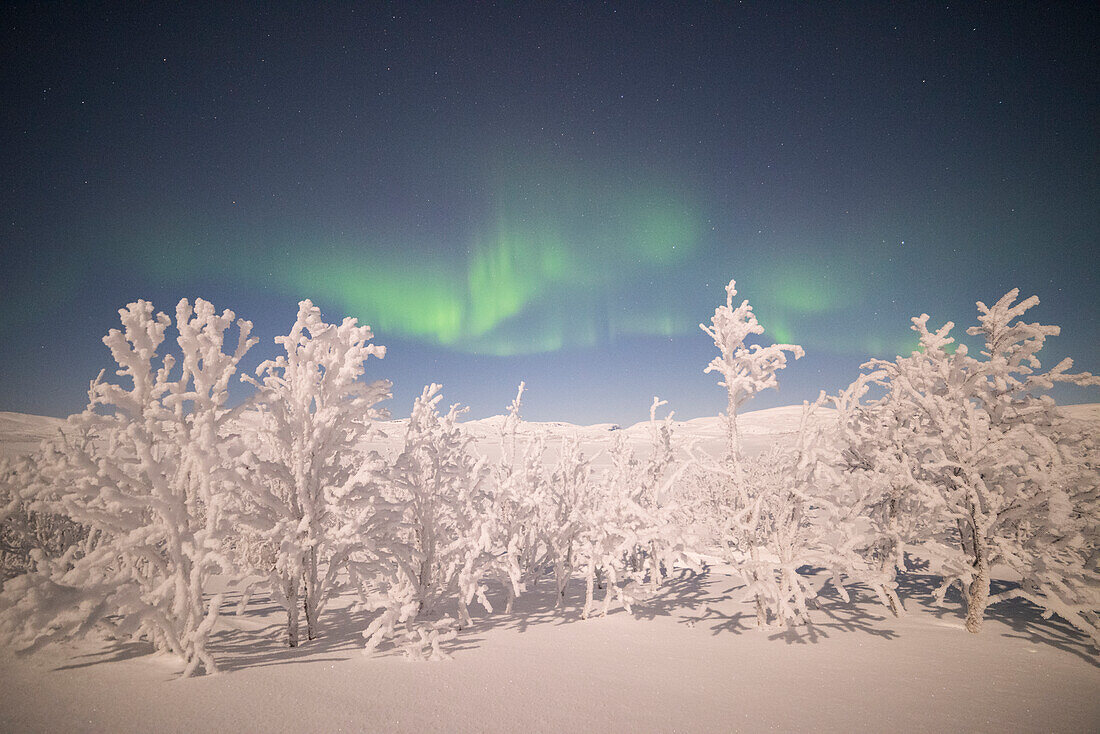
(228, 299, 391, 646)
(0, 299, 256, 676)
(837, 290, 1100, 641)
(698, 279, 805, 626)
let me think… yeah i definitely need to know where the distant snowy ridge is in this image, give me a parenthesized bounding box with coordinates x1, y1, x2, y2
(459, 403, 823, 435)
(1060, 403, 1100, 422)
(0, 412, 68, 458)
(3, 403, 1098, 460)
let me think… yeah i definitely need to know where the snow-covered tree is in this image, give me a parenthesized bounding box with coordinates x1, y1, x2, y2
(545, 435, 591, 608)
(724, 446, 817, 627)
(229, 299, 390, 646)
(400, 385, 490, 621)
(0, 299, 256, 676)
(843, 290, 1100, 641)
(0, 455, 87, 583)
(700, 279, 804, 468)
(487, 383, 546, 613)
(616, 398, 693, 599)
(825, 371, 934, 617)
(542, 397, 694, 621)
(698, 279, 804, 626)
(688, 397, 862, 630)
(576, 450, 639, 619)
(362, 384, 490, 659)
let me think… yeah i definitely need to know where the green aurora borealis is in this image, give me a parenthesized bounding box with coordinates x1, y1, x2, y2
(119, 167, 897, 361)
(283, 179, 702, 356)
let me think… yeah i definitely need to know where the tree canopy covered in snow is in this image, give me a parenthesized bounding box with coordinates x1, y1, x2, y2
(0, 285, 1097, 675)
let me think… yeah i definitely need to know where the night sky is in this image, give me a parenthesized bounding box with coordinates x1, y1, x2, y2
(2, 3, 1097, 425)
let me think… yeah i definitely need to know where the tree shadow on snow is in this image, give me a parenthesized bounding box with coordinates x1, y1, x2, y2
(62, 567, 1094, 674)
(45, 590, 394, 676)
(51, 640, 158, 672)
(630, 567, 734, 623)
(716, 568, 1097, 661)
(766, 601, 897, 646)
(451, 567, 904, 651)
(893, 572, 1099, 667)
(366, 570, 728, 660)
(444, 578, 629, 642)
(207, 594, 380, 674)
(675, 568, 898, 645)
(223, 569, 1097, 669)
(202, 580, 606, 668)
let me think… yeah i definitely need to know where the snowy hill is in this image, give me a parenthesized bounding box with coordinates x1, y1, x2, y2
(3, 403, 1095, 463)
(0, 412, 67, 459)
(1061, 403, 1100, 422)
(0, 403, 830, 468)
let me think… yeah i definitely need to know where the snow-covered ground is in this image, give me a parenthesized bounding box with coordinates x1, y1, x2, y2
(1, 564, 1097, 733)
(2, 405, 1098, 732)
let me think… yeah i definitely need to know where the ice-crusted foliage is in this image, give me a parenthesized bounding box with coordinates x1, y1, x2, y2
(0, 299, 256, 676)
(545, 435, 592, 607)
(362, 385, 490, 659)
(0, 456, 87, 583)
(489, 383, 547, 613)
(726, 448, 815, 627)
(697, 278, 807, 625)
(575, 439, 641, 619)
(501, 447, 555, 607)
(617, 399, 693, 598)
(692, 399, 865, 629)
(518, 396, 691, 621)
(229, 300, 391, 646)
(825, 372, 937, 616)
(841, 290, 1100, 642)
(360, 587, 456, 662)
(499, 382, 527, 473)
(700, 279, 804, 465)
